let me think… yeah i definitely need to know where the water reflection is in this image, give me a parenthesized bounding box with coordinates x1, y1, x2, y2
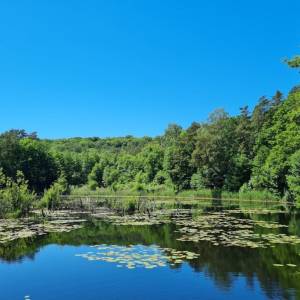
(0, 211, 300, 299)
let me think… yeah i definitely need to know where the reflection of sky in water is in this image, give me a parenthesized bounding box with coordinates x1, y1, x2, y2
(0, 215, 300, 300)
(0, 243, 271, 300)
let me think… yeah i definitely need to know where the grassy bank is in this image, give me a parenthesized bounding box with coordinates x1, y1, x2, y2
(70, 185, 280, 201)
(61, 185, 292, 215)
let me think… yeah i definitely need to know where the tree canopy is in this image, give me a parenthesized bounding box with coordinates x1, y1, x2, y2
(0, 54, 299, 212)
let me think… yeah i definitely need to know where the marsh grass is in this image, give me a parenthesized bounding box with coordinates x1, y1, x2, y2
(64, 184, 290, 215)
(70, 185, 279, 201)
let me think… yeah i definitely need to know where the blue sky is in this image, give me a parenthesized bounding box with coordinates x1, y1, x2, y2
(0, 0, 299, 138)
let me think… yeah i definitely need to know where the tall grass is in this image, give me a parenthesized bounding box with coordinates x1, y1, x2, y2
(70, 185, 280, 202)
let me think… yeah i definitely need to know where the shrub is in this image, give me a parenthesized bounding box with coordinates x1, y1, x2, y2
(40, 176, 69, 210)
(0, 169, 36, 217)
(190, 172, 205, 190)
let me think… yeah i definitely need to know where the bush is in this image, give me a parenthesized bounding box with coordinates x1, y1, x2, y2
(190, 172, 205, 190)
(0, 197, 12, 218)
(40, 176, 69, 210)
(0, 169, 36, 217)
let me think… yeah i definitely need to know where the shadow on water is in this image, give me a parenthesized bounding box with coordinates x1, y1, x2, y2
(0, 214, 300, 299)
(0, 210, 300, 299)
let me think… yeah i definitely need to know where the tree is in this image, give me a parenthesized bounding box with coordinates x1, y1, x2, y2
(154, 170, 169, 185)
(164, 143, 193, 192)
(88, 162, 105, 190)
(251, 96, 272, 134)
(87, 152, 115, 189)
(208, 109, 229, 124)
(52, 152, 84, 186)
(138, 143, 164, 182)
(272, 91, 283, 106)
(192, 110, 238, 190)
(162, 124, 183, 147)
(287, 150, 300, 203)
(225, 106, 253, 190)
(0, 130, 58, 193)
(40, 175, 69, 210)
(190, 172, 205, 190)
(103, 167, 120, 188)
(0, 170, 36, 217)
(0, 130, 24, 179)
(250, 90, 300, 195)
(20, 138, 58, 193)
(115, 153, 142, 185)
(285, 55, 300, 69)
(236, 106, 253, 156)
(81, 150, 100, 182)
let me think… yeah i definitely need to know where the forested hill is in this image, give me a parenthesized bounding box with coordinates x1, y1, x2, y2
(0, 56, 299, 215)
(0, 88, 299, 198)
(42, 136, 154, 154)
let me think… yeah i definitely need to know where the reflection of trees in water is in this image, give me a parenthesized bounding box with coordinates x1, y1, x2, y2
(0, 237, 40, 263)
(188, 242, 299, 299)
(0, 216, 300, 299)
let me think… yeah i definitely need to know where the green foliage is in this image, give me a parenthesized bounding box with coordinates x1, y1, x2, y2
(285, 56, 300, 69)
(192, 110, 240, 190)
(138, 143, 164, 182)
(43, 135, 152, 154)
(19, 138, 58, 192)
(0, 130, 58, 193)
(0, 130, 25, 179)
(88, 162, 105, 190)
(287, 150, 300, 204)
(154, 170, 169, 185)
(40, 176, 69, 210)
(190, 172, 205, 190)
(250, 91, 300, 195)
(164, 142, 193, 192)
(103, 167, 120, 188)
(162, 124, 183, 146)
(0, 55, 299, 208)
(0, 169, 36, 217)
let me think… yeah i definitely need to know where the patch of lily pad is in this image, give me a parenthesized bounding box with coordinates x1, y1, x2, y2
(92, 209, 300, 250)
(273, 263, 297, 268)
(75, 244, 199, 269)
(0, 215, 86, 244)
(227, 209, 287, 215)
(101, 209, 192, 226)
(174, 212, 300, 249)
(105, 215, 164, 226)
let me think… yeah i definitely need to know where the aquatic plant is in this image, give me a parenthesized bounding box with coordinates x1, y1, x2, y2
(76, 244, 199, 270)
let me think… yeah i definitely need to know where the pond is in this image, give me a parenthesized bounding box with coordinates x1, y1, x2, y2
(0, 210, 300, 300)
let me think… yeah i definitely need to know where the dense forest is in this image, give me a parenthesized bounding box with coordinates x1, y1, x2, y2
(0, 56, 299, 216)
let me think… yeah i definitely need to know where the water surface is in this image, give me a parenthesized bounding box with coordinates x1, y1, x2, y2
(0, 211, 300, 300)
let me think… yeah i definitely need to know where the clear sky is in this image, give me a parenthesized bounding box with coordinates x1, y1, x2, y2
(0, 0, 299, 139)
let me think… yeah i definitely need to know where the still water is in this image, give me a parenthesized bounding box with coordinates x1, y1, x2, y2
(0, 212, 300, 300)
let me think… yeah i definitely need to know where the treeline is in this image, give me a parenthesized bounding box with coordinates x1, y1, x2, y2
(0, 56, 299, 216)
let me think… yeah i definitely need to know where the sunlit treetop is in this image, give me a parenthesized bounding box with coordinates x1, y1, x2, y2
(286, 55, 300, 69)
